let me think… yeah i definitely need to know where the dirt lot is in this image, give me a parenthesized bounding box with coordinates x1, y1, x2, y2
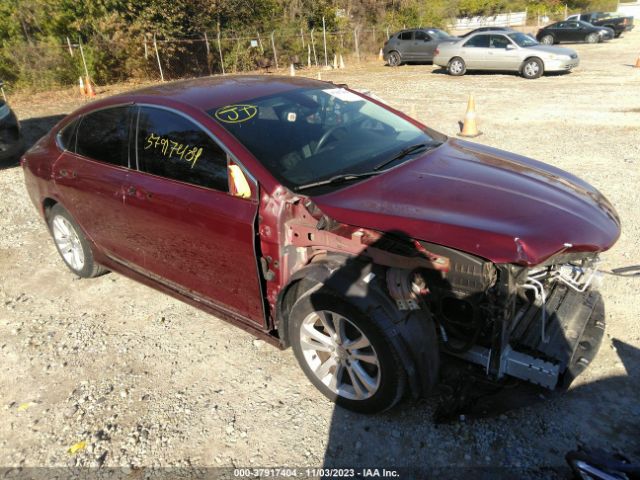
(1, 30, 639, 478)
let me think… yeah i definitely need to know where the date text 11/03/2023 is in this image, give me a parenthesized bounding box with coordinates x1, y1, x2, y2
(233, 468, 401, 478)
(144, 133, 204, 168)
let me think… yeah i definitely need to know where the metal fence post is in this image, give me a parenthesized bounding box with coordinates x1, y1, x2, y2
(322, 16, 328, 67)
(152, 33, 165, 81)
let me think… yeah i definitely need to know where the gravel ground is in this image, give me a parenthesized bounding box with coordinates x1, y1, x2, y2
(1, 30, 639, 478)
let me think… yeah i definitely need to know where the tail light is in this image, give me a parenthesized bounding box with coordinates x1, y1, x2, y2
(623, 18, 628, 25)
(434, 48, 440, 56)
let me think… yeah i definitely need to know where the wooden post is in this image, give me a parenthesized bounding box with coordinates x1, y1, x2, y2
(386, 26, 390, 39)
(300, 28, 305, 49)
(143, 37, 148, 59)
(564, 4, 568, 19)
(0, 86, 6, 102)
(310, 29, 318, 67)
(66, 36, 74, 56)
(354, 27, 360, 62)
(153, 33, 164, 81)
(322, 16, 328, 67)
(217, 31, 225, 75)
(270, 31, 279, 69)
(256, 32, 264, 53)
(204, 32, 212, 75)
(307, 44, 311, 67)
(78, 38, 90, 79)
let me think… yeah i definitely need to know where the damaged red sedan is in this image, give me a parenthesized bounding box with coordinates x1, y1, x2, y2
(22, 76, 620, 413)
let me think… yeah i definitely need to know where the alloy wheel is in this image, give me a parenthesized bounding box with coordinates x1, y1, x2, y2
(52, 215, 85, 271)
(299, 310, 381, 400)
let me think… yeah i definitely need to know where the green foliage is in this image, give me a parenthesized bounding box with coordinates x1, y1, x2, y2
(0, 0, 622, 90)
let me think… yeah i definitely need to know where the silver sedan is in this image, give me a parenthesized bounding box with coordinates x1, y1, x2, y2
(434, 30, 579, 79)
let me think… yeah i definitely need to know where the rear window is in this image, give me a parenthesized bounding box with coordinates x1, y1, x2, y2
(464, 34, 490, 48)
(76, 107, 131, 167)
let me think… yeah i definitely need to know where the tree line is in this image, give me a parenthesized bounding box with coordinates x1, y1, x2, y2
(0, 0, 615, 90)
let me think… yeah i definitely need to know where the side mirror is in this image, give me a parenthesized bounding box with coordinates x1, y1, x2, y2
(506, 44, 516, 50)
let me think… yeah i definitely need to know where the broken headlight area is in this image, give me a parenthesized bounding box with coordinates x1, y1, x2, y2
(388, 247, 605, 390)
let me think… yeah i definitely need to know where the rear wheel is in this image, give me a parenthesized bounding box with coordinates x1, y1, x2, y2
(586, 32, 599, 44)
(540, 35, 554, 45)
(289, 291, 406, 414)
(447, 57, 466, 76)
(521, 57, 543, 79)
(47, 204, 106, 278)
(387, 51, 402, 67)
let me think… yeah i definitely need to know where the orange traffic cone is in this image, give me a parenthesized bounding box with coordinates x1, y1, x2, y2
(635, 54, 640, 68)
(379, 48, 384, 60)
(458, 95, 482, 137)
(84, 76, 96, 98)
(78, 77, 85, 97)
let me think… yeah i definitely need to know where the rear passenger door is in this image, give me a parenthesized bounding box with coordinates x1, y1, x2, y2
(52, 106, 136, 260)
(123, 105, 265, 326)
(461, 34, 491, 69)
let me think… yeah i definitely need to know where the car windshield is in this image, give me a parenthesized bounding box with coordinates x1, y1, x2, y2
(508, 32, 539, 47)
(209, 87, 443, 192)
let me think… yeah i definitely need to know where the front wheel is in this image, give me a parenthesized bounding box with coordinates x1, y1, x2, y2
(586, 32, 599, 44)
(447, 57, 466, 76)
(521, 57, 543, 79)
(387, 51, 402, 67)
(288, 291, 406, 414)
(48, 204, 106, 278)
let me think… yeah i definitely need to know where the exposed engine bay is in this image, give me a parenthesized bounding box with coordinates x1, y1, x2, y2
(386, 245, 605, 389)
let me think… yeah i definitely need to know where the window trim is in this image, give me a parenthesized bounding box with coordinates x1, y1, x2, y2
(134, 103, 258, 199)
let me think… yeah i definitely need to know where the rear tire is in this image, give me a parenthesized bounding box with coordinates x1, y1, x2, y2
(387, 51, 402, 67)
(586, 32, 599, 43)
(447, 57, 466, 76)
(540, 35, 554, 45)
(521, 57, 543, 79)
(288, 290, 406, 414)
(47, 204, 107, 278)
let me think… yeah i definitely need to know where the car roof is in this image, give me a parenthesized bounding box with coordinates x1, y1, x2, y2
(109, 75, 329, 113)
(467, 29, 516, 35)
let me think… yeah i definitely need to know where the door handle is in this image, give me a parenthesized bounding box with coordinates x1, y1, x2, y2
(59, 169, 68, 177)
(126, 185, 136, 196)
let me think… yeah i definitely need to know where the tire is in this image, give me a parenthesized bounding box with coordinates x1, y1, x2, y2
(288, 290, 407, 414)
(521, 57, 543, 79)
(387, 51, 402, 67)
(585, 32, 599, 44)
(540, 35, 554, 45)
(447, 57, 466, 76)
(47, 203, 107, 278)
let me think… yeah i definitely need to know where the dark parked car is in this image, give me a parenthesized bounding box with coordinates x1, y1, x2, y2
(383, 28, 456, 66)
(0, 83, 23, 164)
(536, 20, 613, 44)
(22, 76, 620, 413)
(567, 12, 634, 37)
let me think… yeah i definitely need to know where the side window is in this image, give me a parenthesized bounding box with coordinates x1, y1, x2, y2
(76, 107, 131, 167)
(463, 34, 490, 48)
(557, 22, 568, 29)
(414, 31, 430, 41)
(490, 35, 511, 48)
(136, 107, 228, 192)
(398, 31, 413, 41)
(58, 119, 79, 152)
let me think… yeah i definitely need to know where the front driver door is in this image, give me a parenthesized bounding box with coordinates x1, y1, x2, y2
(123, 105, 265, 327)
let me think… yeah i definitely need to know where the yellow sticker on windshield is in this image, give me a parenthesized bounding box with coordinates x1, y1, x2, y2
(214, 104, 257, 124)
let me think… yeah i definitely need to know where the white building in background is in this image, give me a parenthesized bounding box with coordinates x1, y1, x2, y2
(617, 1, 640, 18)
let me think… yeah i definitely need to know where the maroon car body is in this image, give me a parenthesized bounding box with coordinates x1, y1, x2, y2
(22, 76, 620, 413)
